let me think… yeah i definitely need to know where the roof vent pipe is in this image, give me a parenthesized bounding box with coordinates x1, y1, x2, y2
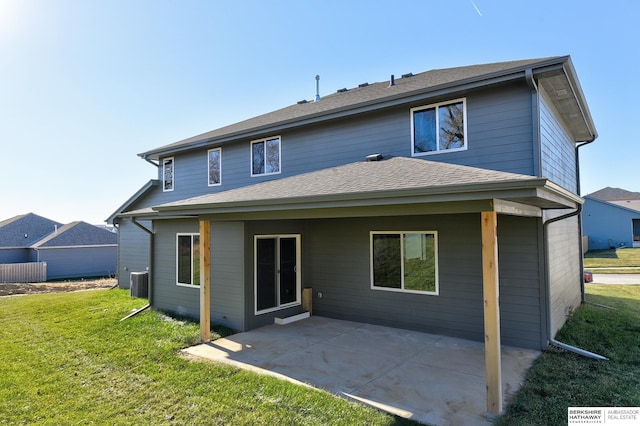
(389, 74, 395, 87)
(314, 75, 321, 102)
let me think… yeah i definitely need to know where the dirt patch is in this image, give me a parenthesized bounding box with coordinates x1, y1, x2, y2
(0, 278, 117, 297)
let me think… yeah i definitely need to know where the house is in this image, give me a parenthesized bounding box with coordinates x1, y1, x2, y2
(109, 56, 597, 414)
(587, 187, 640, 216)
(0, 213, 117, 281)
(0, 213, 62, 263)
(583, 195, 640, 249)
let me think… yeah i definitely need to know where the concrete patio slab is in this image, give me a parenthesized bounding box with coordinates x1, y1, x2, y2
(183, 316, 539, 425)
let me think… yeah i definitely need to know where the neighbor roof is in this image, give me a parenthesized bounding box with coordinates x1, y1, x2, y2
(0, 213, 63, 247)
(587, 187, 640, 201)
(148, 157, 581, 216)
(140, 56, 597, 160)
(31, 221, 117, 248)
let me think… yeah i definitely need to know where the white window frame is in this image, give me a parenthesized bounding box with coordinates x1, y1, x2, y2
(410, 98, 467, 157)
(370, 231, 439, 295)
(254, 234, 301, 315)
(207, 147, 222, 186)
(250, 135, 281, 177)
(162, 157, 174, 192)
(176, 233, 200, 288)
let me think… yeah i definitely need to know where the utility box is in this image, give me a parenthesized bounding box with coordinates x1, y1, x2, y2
(130, 272, 149, 298)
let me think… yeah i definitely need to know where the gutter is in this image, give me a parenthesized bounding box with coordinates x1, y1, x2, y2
(543, 205, 608, 360)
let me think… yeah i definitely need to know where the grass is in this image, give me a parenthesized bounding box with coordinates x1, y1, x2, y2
(0, 289, 414, 425)
(584, 248, 640, 273)
(497, 284, 640, 425)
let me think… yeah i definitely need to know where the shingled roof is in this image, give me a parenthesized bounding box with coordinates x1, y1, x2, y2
(0, 213, 63, 247)
(150, 157, 580, 215)
(31, 221, 117, 248)
(140, 56, 596, 160)
(587, 187, 640, 201)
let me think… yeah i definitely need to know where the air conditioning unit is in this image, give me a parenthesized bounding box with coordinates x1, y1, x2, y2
(130, 272, 149, 298)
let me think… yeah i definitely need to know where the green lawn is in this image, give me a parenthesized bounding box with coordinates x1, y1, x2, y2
(497, 284, 640, 425)
(0, 290, 413, 425)
(584, 248, 640, 273)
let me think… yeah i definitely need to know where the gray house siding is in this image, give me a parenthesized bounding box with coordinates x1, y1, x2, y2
(545, 213, 582, 338)
(152, 219, 200, 318)
(116, 219, 152, 288)
(158, 84, 536, 201)
(226, 213, 544, 349)
(497, 215, 546, 349)
(0, 248, 28, 263)
(539, 88, 577, 192)
(210, 221, 246, 331)
(36, 246, 117, 280)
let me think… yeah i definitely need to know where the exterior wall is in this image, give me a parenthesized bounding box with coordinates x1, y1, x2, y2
(497, 215, 546, 349)
(35, 246, 117, 280)
(116, 219, 152, 288)
(155, 84, 534, 203)
(545, 213, 582, 338)
(210, 221, 245, 331)
(0, 248, 29, 263)
(236, 213, 544, 349)
(583, 198, 639, 250)
(539, 88, 578, 193)
(152, 218, 201, 318)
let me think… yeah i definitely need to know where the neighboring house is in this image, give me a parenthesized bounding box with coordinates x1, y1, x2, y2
(0, 213, 117, 280)
(0, 213, 63, 263)
(587, 186, 640, 214)
(109, 56, 598, 412)
(583, 195, 640, 249)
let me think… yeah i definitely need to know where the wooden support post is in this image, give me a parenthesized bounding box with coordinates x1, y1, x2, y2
(199, 219, 211, 342)
(302, 288, 312, 315)
(481, 210, 503, 415)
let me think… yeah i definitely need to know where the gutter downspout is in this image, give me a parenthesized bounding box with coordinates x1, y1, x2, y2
(575, 137, 597, 302)
(543, 205, 607, 360)
(525, 69, 542, 178)
(131, 217, 154, 309)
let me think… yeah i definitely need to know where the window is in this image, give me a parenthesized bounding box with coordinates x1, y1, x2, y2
(411, 99, 467, 156)
(208, 148, 222, 186)
(177, 233, 200, 287)
(251, 136, 281, 176)
(163, 157, 174, 191)
(254, 235, 300, 314)
(370, 231, 438, 294)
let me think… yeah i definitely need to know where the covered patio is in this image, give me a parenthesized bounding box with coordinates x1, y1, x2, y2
(184, 316, 539, 425)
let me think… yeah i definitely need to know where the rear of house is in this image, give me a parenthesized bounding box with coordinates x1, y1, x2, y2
(110, 56, 597, 353)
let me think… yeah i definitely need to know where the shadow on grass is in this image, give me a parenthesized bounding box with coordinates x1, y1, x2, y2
(497, 288, 640, 425)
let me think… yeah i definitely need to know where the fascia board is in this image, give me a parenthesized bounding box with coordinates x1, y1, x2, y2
(152, 178, 581, 217)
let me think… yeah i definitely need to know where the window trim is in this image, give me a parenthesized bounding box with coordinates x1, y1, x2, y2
(162, 157, 174, 192)
(207, 147, 222, 187)
(410, 98, 467, 157)
(254, 234, 301, 315)
(370, 231, 439, 295)
(176, 233, 200, 288)
(250, 135, 282, 177)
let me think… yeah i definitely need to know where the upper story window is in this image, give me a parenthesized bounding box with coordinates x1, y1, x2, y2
(163, 157, 174, 192)
(251, 136, 281, 176)
(177, 233, 200, 287)
(411, 99, 467, 156)
(370, 231, 439, 295)
(208, 148, 222, 186)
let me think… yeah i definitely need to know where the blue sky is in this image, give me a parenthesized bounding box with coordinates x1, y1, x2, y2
(1, 0, 637, 224)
